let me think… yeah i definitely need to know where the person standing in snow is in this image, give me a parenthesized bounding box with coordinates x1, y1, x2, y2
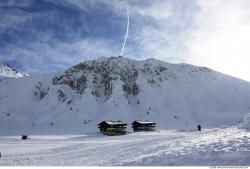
(197, 125, 201, 131)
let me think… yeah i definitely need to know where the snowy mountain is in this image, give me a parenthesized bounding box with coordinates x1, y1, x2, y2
(1, 56, 250, 135)
(0, 64, 29, 78)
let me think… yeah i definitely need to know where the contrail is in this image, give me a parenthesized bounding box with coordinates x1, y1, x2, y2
(120, 0, 129, 56)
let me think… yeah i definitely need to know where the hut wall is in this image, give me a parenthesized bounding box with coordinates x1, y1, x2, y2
(132, 124, 156, 132)
(99, 124, 127, 135)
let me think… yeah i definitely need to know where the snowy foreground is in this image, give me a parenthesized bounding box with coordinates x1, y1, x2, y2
(0, 127, 249, 166)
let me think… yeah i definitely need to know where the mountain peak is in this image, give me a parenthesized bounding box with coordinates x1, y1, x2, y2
(0, 64, 29, 78)
(3, 63, 12, 68)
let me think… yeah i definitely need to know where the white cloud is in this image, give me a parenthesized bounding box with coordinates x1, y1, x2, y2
(4, 0, 250, 82)
(0, 3, 34, 30)
(186, 0, 250, 81)
(26, 0, 180, 63)
(130, 1, 173, 20)
(1, 38, 120, 73)
(45, 0, 89, 11)
(120, 1, 197, 63)
(0, 0, 34, 8)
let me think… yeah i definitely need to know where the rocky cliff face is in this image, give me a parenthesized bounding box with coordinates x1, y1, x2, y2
(51, 56, 177, 103)
(53, 57, 139, 98)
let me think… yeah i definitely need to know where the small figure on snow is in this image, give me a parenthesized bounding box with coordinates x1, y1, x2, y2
(197, 124, 201, 131)
(21, 135, 28, 140)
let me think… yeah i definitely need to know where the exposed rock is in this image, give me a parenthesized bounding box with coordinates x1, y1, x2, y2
(33, 82, 49, 100)
(57, 89, 67, 102)
(50, 57, 178, 102)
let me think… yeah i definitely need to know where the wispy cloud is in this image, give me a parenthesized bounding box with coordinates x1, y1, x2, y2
(0, 0, 124, 73)
(186, 0, 250, 81)
(1, 38, 120, 73)
(1, 0, 250, 81)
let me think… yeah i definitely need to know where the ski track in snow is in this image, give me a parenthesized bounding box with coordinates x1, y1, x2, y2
(0, 127, 249, 166)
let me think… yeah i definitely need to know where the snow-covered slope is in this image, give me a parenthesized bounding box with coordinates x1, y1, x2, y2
(240, 113, 250, 131)
(0, 64, 29, 78)
(0, 56, 250, 135)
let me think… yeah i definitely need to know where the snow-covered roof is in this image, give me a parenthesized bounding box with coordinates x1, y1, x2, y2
(132, 121, 156, 124)
(99, 121, 127, 125)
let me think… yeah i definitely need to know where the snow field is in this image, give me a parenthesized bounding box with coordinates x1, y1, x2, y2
(0, 127, 249, 166)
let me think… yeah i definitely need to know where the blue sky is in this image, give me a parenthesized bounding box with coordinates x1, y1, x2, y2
(1, 0, 250, 81)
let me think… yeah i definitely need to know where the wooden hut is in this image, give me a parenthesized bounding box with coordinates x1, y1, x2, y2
(131, 120, 156, 132)
(98, 121, 127, 136)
